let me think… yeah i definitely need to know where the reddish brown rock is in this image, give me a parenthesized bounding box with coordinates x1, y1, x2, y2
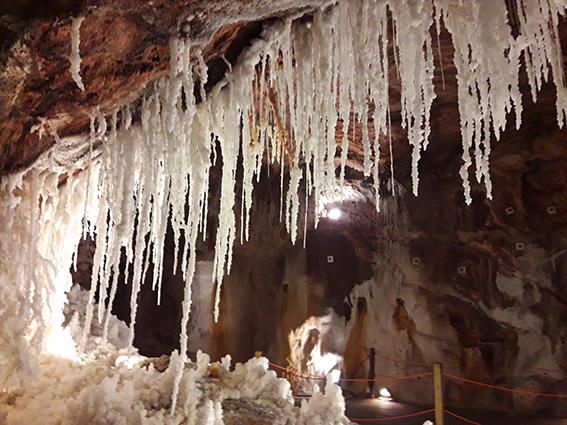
(0, 0, 326, 175)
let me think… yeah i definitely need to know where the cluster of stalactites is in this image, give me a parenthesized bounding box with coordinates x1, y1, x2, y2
(74, 36, 214, 411)
(2, 0, 566, 407)
(225, 0, 567, 213)
(62, 0, 566, 414)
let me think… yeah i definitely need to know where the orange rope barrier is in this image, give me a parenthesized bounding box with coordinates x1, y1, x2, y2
(268, 362, 326, 380)
(370, 349, 562, 375)
(349, 408, 435, 422)
(268, 362, 287, 371)
(268, 361, 433, 383)
(340, 372, 434, 382)
(444, 409, 482, 425)
(444, 372, 567, 398)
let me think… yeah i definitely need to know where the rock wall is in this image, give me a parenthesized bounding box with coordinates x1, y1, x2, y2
(347, 192, 565, 415)
(68, 166, 566, 416)
(211, 186, 567, 415)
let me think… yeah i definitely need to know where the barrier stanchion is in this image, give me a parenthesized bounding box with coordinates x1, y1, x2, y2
(268, 360, 437, 424)
(368, 347, 376, 398)
(434, 363, 444, 425)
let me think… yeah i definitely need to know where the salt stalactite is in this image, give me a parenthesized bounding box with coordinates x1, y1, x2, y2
(211, 70, 240, 323)
(0, 165, 98, 382)
(69, 16, 86, 92)
(390, 0, 436, 196)
(514, 0, 567, 127)
(280, 21, 303, 244)
(241, 57, 268, 244)
(361, 0, 390, 208)
(335, 1, 356, 186)
(171, 43, 214, 413)
(79, 112, 108, 353)
(434, 8, 446, 91)
(436, 0, 522, 202)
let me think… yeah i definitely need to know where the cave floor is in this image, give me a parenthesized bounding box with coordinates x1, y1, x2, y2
(345, 398, 567, 425)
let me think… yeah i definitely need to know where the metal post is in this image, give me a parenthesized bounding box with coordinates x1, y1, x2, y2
(433, 363, 444, 425)
(368, 347, 376, 398)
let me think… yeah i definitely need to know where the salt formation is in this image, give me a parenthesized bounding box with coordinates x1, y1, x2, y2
(389, 1, 436, 196)
(0, 348, 352, 425)
(1, 0, 567, 421)
(288, 314, 345, 394)
(0, 282, 352, 424)
(69, 16, 86, 92)
(0, 168, 97, 381)
(66, 0, 566, 379)
(63, 285, 130, 351)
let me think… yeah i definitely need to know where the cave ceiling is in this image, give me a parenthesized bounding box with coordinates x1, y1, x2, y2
(1, 0, 567, 263)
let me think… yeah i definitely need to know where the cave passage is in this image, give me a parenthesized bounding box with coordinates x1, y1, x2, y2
(1, 0, 567, 424)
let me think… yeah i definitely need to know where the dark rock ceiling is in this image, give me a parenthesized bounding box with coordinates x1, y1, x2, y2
(0, 0, 326, 175)
(1, 0, 566, 272)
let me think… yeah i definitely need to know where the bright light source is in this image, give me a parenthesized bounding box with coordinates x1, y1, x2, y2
(330, 369, 341, 384)
(115, 354, 143, 369)
(43, 327, 79, 361)
(379, 387, 392, 401)
(327, 208, 342, 220)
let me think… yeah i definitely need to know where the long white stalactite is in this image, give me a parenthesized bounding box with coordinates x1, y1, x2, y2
(1, 0, 566, 410)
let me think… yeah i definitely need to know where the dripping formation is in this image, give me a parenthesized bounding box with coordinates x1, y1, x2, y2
(69, 16, 86, 92)
(0, 0, 566, 413)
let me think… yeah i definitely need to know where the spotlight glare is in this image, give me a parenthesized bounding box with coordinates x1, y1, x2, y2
(378, 387, 392, 401)
(115, 354, 143, 369)
(327, 208, 342, 220)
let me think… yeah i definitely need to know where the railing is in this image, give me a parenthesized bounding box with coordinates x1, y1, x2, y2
(268, 359, 437, 423)
(266, 356, 567, 424)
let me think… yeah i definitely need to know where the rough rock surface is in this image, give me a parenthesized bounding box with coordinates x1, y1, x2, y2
(3, 0, 567, 416)
(0, 0, 327, 175)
